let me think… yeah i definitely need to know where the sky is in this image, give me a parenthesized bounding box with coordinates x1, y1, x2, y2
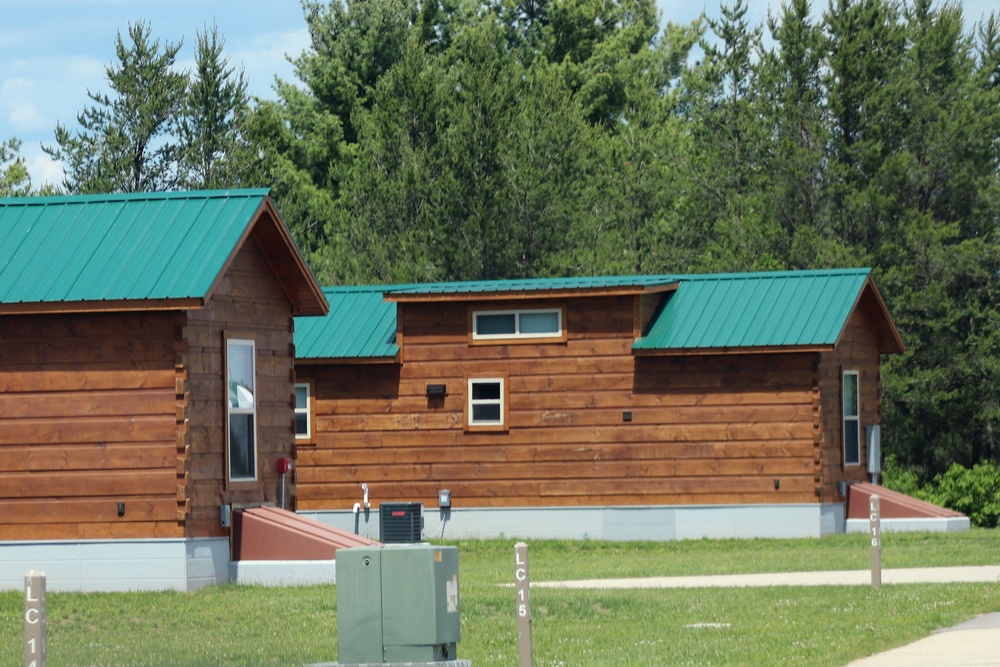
(1, 0, 996, 189)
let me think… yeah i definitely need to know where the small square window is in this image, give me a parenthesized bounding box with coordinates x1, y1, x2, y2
(467, 378, 505, 429)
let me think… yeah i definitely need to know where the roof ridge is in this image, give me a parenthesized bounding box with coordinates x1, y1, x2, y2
(322, 284, 415, 294)
(0, 188, 271, 207)
(674, 268, 871, 281)
(318, 269, 871, 295)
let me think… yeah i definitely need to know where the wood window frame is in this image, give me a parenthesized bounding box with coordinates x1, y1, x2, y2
(225, 334, 259, 486)
(294, 380, 316, 445)
(469, 306, 567, 345)
(843, 369, 861, 467)
(464, 375, 509, 432)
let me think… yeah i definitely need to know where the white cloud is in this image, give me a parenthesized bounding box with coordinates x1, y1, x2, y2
(232, 27, 311, 97)
(22, 145, 63, 190)
(7, 103, 48, 133)
(0, 78, 43, 131)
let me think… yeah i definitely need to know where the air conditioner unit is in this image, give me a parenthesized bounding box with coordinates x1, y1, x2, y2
(380, 502, 423, 543)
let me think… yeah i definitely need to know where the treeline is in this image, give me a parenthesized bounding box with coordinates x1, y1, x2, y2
(2, 0, 998, 481)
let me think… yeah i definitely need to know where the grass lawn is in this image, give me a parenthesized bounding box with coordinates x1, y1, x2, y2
(1, 529, 997, 666)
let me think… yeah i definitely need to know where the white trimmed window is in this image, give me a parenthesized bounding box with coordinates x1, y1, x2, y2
(294, 382, 312, 441)
(227, 338, 258, 482)
(843, 370, 861, 466)
(472, 309, 562, 340)
(467, 378, 505, 427)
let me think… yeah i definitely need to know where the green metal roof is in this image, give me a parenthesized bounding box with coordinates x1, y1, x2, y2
(385, 275, 678, 296)
(294, 276, 674, 359)
(295, 269, 901, 360)
(0, 189, 272, 307)
(633, 268, 873, 351)
(295, 286, 400, 360)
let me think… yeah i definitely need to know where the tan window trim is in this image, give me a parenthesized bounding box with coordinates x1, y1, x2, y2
(294, 379, 317, 445)
(843, 368, 862, 468)
(225, 331, 259, 488)
(467, 306, 567, 346)
(464, 374, 510, 433)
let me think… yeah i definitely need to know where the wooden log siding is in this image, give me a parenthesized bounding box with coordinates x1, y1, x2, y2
(296, 295, 825, 511)
(183, 235, 297, 538)
(816, 309, 884, 503)
(0, 235, 301, 542)
(0, 311, 184, 540)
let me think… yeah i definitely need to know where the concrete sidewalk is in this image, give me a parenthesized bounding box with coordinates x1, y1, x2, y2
(846, 612, 1000, 666)
(533, 565, 1000, 589)
(534, 566, 1000, 666)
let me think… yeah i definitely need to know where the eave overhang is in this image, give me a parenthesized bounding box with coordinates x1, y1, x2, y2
(845, 277, 905, 354)
(206, 196, 329, 317)
(0, 297, 205, 316)
(633, 344, 835, 357)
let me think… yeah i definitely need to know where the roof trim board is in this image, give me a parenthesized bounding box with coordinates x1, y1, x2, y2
(633, 344, 836, 357)
(204, 197, 329, 317)
(851, 278, 905, 355)
(0, 297, 205, 316)
(386, 283, 680, 303)
(258, 197, 330, 317)
(383, 275, 681, 300)
(296, 356, 400, 366)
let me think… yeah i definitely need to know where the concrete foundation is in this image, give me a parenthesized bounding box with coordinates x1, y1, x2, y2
(0, 537, 230, 592)
(300, 503, 848, 542)
(845, 516, 970, 533)
(229, 559, 337, 586)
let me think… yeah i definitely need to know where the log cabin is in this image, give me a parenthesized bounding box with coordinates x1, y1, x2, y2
(293, 270, 905, 541)
(0, 189, 328, 591)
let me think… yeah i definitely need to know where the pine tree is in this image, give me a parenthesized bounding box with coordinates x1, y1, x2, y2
(0, 138, 32, 197)
(178, 25, 253, 189)
(877, 1, 1000, 475)
(756, 0, 848, 268)
(681, 0, 778, 270)
(333, 35, 449, 283)
(823, 0, 906, 250)
(44, 21, 187, 193)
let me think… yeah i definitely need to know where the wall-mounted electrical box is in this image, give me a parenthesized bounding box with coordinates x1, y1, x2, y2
(337, 544, 461, 664)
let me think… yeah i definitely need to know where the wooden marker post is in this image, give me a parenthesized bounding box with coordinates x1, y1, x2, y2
(514, 542, 534, 667)
(24, 570, 46, 667)
(869, 495, 881, 589)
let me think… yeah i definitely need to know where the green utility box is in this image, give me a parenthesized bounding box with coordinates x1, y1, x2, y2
(337, 544, 461, 664)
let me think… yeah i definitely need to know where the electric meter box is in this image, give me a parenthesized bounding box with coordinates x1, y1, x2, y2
(337, 544, 461, 664)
